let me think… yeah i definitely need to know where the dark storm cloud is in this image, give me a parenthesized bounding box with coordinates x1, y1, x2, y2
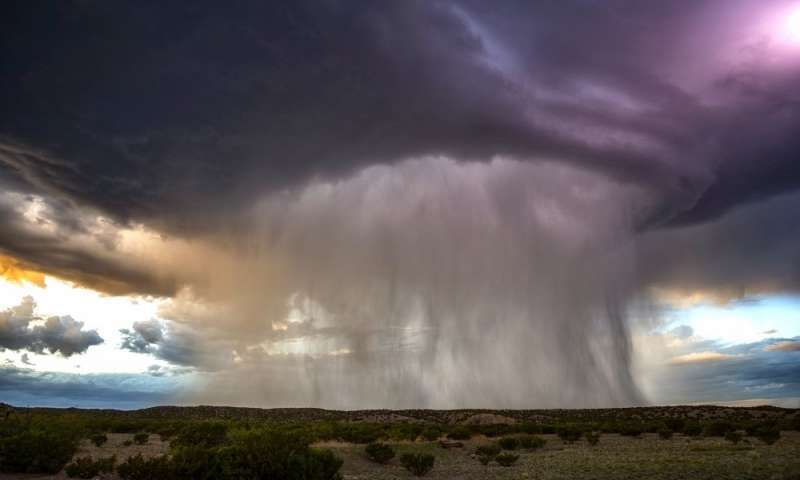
(1, 0, 796, 233)
(0, 296, 103, 357)
(120, 319, 232, 370)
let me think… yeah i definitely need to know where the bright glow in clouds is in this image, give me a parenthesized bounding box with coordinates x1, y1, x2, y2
(0, 274, 166, 374)
(785, 5, 800, 43)
(663, 296, 800, 346)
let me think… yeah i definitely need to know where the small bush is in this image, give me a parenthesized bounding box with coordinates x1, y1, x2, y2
(498, 436, 520, 450)
(170, 445, 222, 480)
(754, 426, 781, 445)
(704, 421, 733, 437)
(123, 440, 134, 446)
(557, 425, 582, 443)
(0, 426, 78, 474)
(117, 454, 172, 480)
(585, 431, 600, 446)
(447, 427, 471, 440)
(475, 443, 502, 457)
(400, 453, 434, 477)
(364, 442, 395, 464)
(90, 433, 108, 447)
(65, 456, 116, 479)
(658, 428, 673, 440)
(495, 453, 519, 467)
(683, 423, 703, 437)
(172, 422, 229, 449)
(420, 426, 441, 441)
(664, 418, 685, 433)
(619, 425, 643, 438)
(477, 455, 492, 466)
(519, 434, 546, 450)
(133, 432, 149, 445)
(725, 431, 742, 444)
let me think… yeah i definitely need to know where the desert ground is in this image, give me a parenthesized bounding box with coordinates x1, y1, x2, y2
(1, 404, 798, 479)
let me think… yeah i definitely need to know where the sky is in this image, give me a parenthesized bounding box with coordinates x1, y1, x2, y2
(0, 0, 799, 410)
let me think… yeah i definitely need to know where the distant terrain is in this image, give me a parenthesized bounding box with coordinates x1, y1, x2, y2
(1, 403, 798, 479)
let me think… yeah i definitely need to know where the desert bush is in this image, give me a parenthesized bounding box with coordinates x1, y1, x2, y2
(475, 443, 502, 457)
(133, 432, 149, 445)
(725, 431, 742, 444)
(90, 433, 108, 447)
(364, 442, 395, 464)
(683, 422, 703, 437)
(498, 436, 520, 450)
(477, 454, 492, 466)
(585, 431, 600, 446)
(792, 415, 800, 432)
(519, 434, 546, 450)
(421, 426, 441, 441)
(65, 456, 116, 479)
(663, 418, 685, 433)
(388, 423, 423, 441)
(619, 424, 643, 438)
(173, 422, 229, 449)
(0, 424, 79, 474)
(754, 425, 781, 445)
(170, 445, 224, 480)
(703, 421, 733, 437)
(216, 429, 343, 480)
(557, 425, 582, 443)
(540, 424, 556, 434)
(475, 424, 513, 437)
(658, 428, 673, 440)
(495, 453, 519, 467)
(123, 440, 134, 446)
(400, 453, 434, 477)
(117, 454, 172, 480)
(447, 426, 471, 440)
(334, 423, 383, 444)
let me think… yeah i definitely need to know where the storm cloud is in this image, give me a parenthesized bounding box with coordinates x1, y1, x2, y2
(1, 0, 800, 408)
(0, 296, 103, 357)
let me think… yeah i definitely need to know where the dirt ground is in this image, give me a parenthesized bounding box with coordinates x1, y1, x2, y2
(1, 432, 799, 479)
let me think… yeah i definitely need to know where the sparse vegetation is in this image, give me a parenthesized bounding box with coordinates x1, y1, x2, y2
(65, 456, 116, 478)
(117, 454, 172, 480)
(133, 432, 149, 445)
(495, 452, 519, 467)
(519, 434, 547, 449)
(585, 431, 601, 446)
(498, 436, 520, 450)
(725, 431, 743, 444)
(90, 433, 108, 446)
(400, 453, 435, 476)
(658, 427, 673, 440)
(364, 442, 395, 464)
(447, 426, 471, 440)
(558, 425, 583, 443)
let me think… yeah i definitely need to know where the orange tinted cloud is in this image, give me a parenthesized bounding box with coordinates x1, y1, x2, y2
(0, 255, 46, 287)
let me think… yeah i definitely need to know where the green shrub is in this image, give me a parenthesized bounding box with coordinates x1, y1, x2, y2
(447, 427, 471, 440)
(619, 424, 643, 438)
(585, 431, 600, 446)
(703, 421, 733, 437)
(683, 422, 703, 437)
(754, 426, 781, 445)
(400, 453, 434, 477)
(170, 445, 223, 480)
(90, 433, 108, 447)
(421, 426, 441, 441)
(664, 418, 685, 433)
(498, 436, 520, 450)
(133, 432, 149, 445)
(495, 453, 519, 467)
(477, 454, 492, 466)
(333, 423, 383, 444)
(658, 428, 673, 440)
(0, 426, 78, 474)
(117, 454, 172, 480)
(65, 456, 116, 479)
(172, 422, 229, 449)
(364, 442, 395, 464)
(216, 429, 342, 480)
(475, 443, 502, 457)
(519, 434, 546, 450)
(557, 425, 582, 443)
(123, 440, 134, 446)
(724, 431, 742, 444)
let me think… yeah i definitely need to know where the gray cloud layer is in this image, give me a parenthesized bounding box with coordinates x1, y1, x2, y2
(0, 297, 103, 357)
